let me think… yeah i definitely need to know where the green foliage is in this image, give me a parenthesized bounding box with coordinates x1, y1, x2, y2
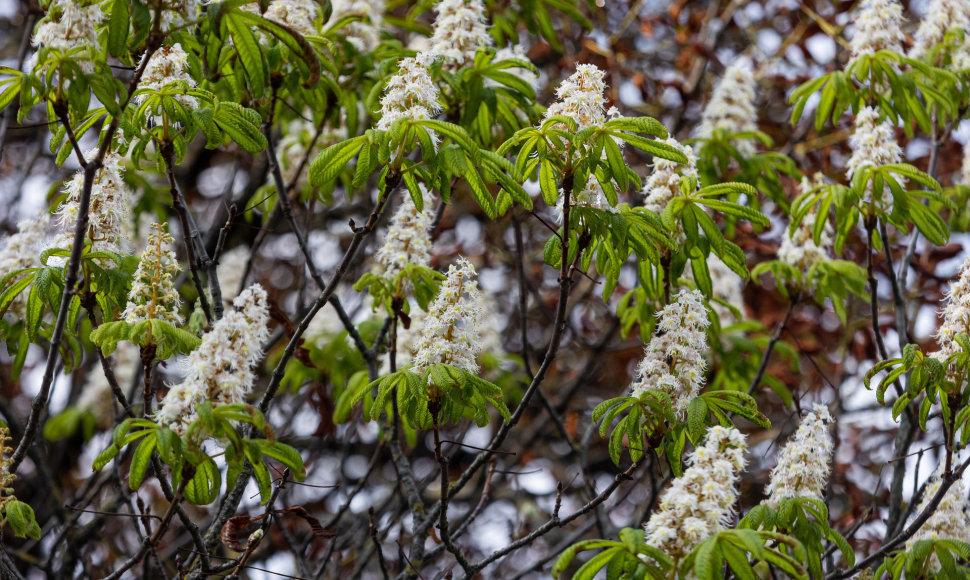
(877, 538, 970, 579)
(2, 499, 41, 540)
(93, 404, 306, 505)
(551, 527, 673, 580)
(90, 318, 200, 359)
(681, 529, 808, 580)
(740, 499, 855, 578)
(866, 340, 970, 444)
(343, 364, 511, 429)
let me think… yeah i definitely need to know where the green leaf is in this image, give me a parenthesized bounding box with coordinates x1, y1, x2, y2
(308, 136, 366, 187)
(128, 432, 156, 490)
(183, 457, 221, 505)
(227, 14, 267, 97)
(4, 500, 39, 539)
(261, 441, 306, 481)
(539, 162, 559, 207)
(107, 0, 130, 58)
(93, 443, 120, 471)
(213, 102, 267, 153)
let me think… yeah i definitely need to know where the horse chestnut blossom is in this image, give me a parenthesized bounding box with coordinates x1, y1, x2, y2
(544, 64, 621, 214)
(765, 404, 834, 508)
(54, 150, 133, 257)
(642, 137, 698, 215)
(137, 43, 198, 111)
(0, 213, 49, 316)
(644, 425, 747, 560)
(32, 0, 101, 53)
(429, 0, 491, 70)
(328, 0, 385, 52)
(905, 465, 970, 570)
(376, 52, 441, 133)
(909, 0, 970, 62)
(375, 189, 435, 279)
(778, 176, 834, 288)
(0, 427, 16, 512)
(155, 284, 270, 434)
(260, 0, 321, 36)
(411, 257, 485, 376)
(848, 0, 905, 66)
(846, 106, 904, 213)
(122, 222, 183, 326)
(697, 64, 759, 156)
(932, 255, 970, 368)
(630, 289, 710, 416)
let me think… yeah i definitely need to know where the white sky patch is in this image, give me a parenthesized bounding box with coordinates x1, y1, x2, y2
(805, 33, 837, 64)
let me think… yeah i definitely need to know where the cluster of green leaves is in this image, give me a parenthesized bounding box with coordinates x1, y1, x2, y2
(310, 118, 531, 218)
(789, 49, 965, 134)
(551, 528, 672, 580)
(660, 180, 767, 288)
(692, 128, 801, 210)
(91, 317, 200, 360)
(484, 0, 592, 52)
(552, 527, 808, 580)
(438, 48, 541, 147)
(866, 342, 970, 445)
(0, 247, 138, 380)
(1, 499, 41, 540)
(740, 498, 854, 578)
(93, 403, 306, 505)
(876, 538, 970, 579)
(341, 363, 511, 430)
(355, 263, 443, 314)
(593, 388, 768, 470)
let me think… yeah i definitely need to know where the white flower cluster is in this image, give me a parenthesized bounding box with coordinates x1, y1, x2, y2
(0, 213, 49, 315)
(910, 0, 970, 62)
(55, 150, 133, 257)
(848, 0, 905, 66)
(79, 342, 138, 428)
(932, 256, 970, 366)
(545, 64, 613, 131)
(644, 425, 747, 560)
(846, 106, 904, 213)
(429, 0, 492, 70)
(544, 64, 621, 214)
(122, 222, 183, 326)
(630, 289, 710, 416)
(33, 0, 102, 52)
(138, 43, 198, 111)
(263, 0, 321, 36)
(642, 137, 698, 215)
(778, 177, 834, 287)
(157, 0, 200, 33)
(216, 245, 250, 306)
(411, 257, 485, 376)
(905, 465, 970, 571)
(155, 284, 270, 434)
(328, 0, 385, 52)
(765, 404, 834, 509)
(375, 188, 435, 279)
(376, 52, 441, 132)
(697, 64, 759, 156)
